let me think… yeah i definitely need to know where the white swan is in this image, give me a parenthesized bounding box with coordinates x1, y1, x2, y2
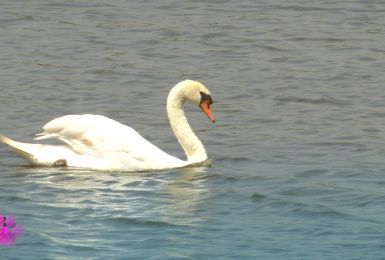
(0, 80, 215, 172)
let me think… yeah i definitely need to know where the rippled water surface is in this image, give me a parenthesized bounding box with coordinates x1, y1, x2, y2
(1, 0, 385, 259)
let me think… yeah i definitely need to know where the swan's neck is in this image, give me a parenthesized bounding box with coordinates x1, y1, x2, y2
(167, 91, 207, 164)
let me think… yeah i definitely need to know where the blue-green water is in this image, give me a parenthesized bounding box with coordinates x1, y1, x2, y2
(1, 0, 385, 259)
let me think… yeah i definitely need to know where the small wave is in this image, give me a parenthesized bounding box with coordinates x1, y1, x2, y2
(251, 192, 351, 219)
(215, 155, 252, 162)
(205, 172, 240, 182)
(274, 96, 350, 106)
(107, 217, 181, 228)
(294, 169, 329, 178)
(289, 37, 352, 43)
(285, 205, 351, 218)
(251, 192, 268, 201)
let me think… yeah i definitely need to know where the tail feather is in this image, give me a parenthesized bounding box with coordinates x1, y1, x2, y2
(1, 134, 76, 167)
(1, 134, 38, 164)
(0, 134, 10, 144)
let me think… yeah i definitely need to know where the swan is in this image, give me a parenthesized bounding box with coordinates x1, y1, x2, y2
(0, 80, 215, 172)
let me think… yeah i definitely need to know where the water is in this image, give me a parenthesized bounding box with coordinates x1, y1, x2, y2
(1, 0, 385, 258)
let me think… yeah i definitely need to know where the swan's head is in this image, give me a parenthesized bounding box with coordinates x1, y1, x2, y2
(178, 80, 215, 123)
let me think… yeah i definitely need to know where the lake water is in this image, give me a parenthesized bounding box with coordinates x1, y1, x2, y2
(1, 0, 385, 258)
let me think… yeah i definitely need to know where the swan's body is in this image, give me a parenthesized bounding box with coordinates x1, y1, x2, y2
(0, 80, 215, 172)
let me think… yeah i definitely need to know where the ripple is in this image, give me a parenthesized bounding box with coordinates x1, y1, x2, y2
(274, 96, 351, 106)
(285, 205, 351, 219)
(107, 217, 180, 228)
(251, 192, 268, 201)
(294, 169, 329, 178)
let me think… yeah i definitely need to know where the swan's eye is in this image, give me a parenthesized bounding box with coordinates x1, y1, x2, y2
(200, 92, 213, 105)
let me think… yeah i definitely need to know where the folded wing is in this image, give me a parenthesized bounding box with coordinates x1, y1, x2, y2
(35, 114, 171, 160)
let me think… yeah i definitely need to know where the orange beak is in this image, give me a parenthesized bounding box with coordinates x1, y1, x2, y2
(200, 100, 215, 123)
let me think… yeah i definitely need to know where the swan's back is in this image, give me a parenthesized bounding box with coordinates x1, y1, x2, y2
(36, 114, 186, 171)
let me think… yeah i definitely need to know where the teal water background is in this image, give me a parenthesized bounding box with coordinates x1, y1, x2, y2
(1, 0, 385, 259)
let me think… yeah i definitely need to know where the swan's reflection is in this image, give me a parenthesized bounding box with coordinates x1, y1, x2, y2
(162, 167, 209, 227)
(19, 166, 210, 228)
